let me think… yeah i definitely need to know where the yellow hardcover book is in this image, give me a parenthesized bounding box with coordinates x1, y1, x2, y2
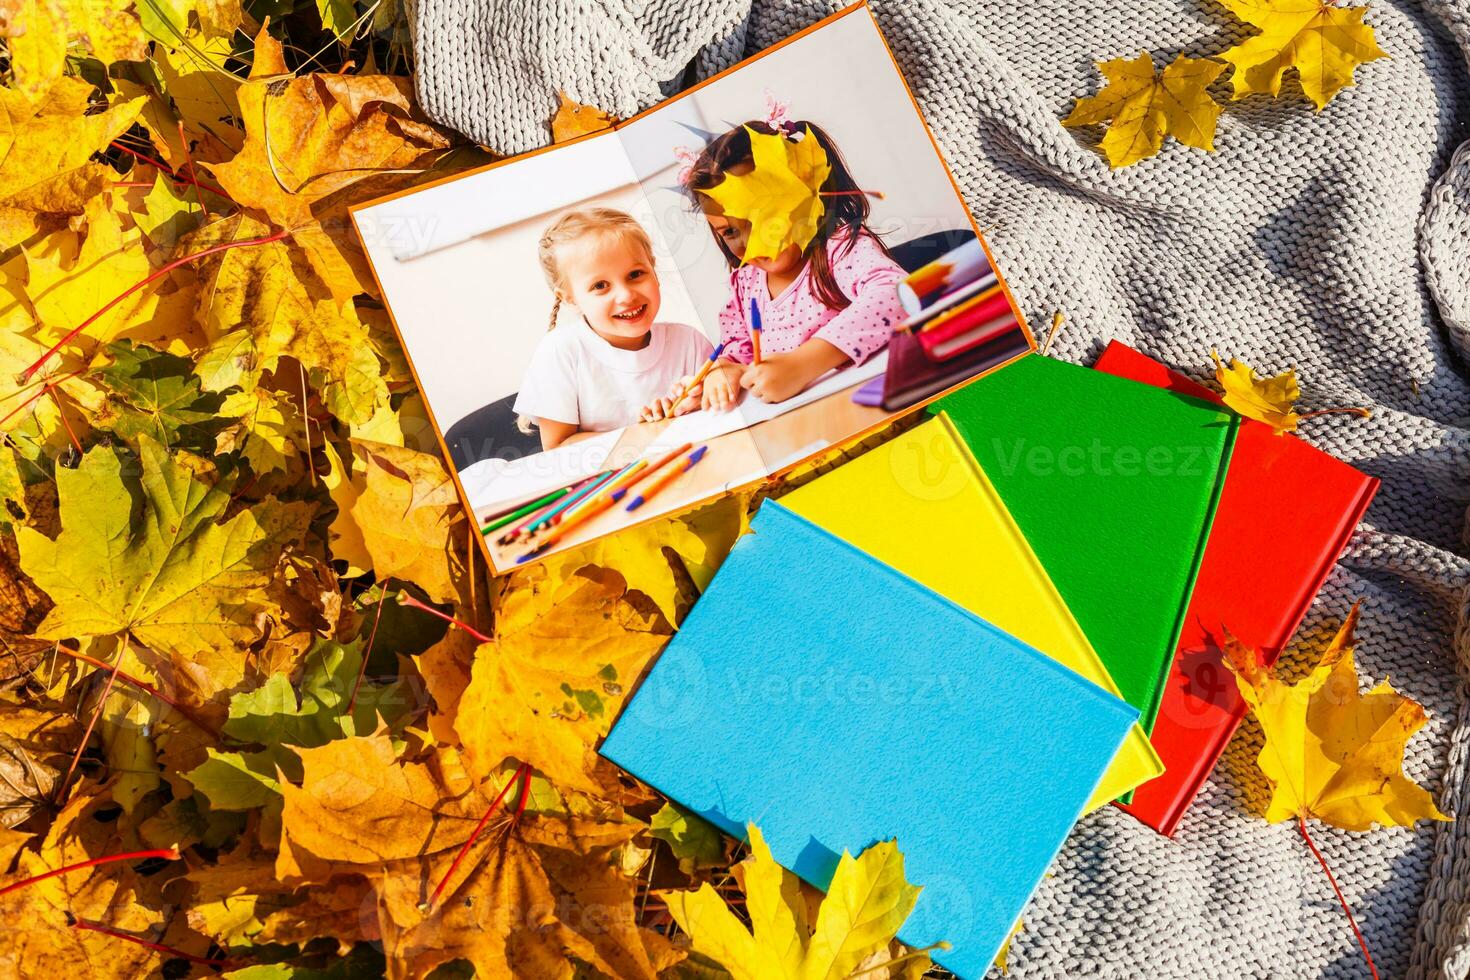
(780, 414, 1164, 809)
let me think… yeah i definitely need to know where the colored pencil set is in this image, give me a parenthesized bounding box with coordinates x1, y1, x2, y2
(479, 442, 713, 563)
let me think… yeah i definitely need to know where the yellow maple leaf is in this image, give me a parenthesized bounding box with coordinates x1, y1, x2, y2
(189, 212, 390, 425)
(2, 0, 147, 103)
(1063, 53, 1225, 168)
(0, 78, 144, 213)
(1212, 350, 1302, 434)
(664, 824, 937, 980)
(24, 193, 162, 350)
(1217, 0, 1387, 110)
(697, 125, 831, 263)
(1, 790, 173, 975)
(347, 440, 467, 605)
(15, 435, 308, 694)
(454, 565, 668, 794)
(1223, 602, 1451, 831)
(550, 91, 616, 143)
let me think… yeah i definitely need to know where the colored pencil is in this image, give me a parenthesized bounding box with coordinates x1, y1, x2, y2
(519, 468, 617, 539)
(626, 445, 709, 512)
(497, 472, 607, 545)
(749, 297, 763, 364)
(564, 458, 648, 521)
(517, 481, 624, 562)
(611, 442, 692, 503)
(481, 486, 570, 535)
(668, 342, 726, 416)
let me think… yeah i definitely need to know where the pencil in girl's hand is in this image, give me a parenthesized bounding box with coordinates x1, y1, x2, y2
(668, 342, 726, 416)
(626, 445, 709, 512)
(482, 486, 570, 535)
(612, 442, 692, 503)
(749, 297, 763, 364)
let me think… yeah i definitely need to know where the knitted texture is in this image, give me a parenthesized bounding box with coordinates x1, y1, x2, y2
(411, 1, 1470, 976)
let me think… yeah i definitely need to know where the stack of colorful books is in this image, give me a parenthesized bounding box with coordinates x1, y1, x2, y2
(597, 294, 1377, 977)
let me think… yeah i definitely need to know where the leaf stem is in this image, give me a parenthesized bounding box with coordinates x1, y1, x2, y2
(395, 591, 492, 644)
(45, 387, 83, 456)
(1298, 816, 1378, 980)
(20, 227, 292, 383)
(58, 653, 121, 800)
(70, 919, 239, 968)
(177, 120, 212, 222)
(1298, 407, 1372, 422)
(51, 644, 216, 735)
(346, 588, 387, 714)
(0, 372, 80, 428)
(107, 140, 229, 198)
(0, 847, 179, 898)
(425, 762, 530, 909)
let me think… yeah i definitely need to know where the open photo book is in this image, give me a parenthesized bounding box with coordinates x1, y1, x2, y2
(352, 2, 1034, 573)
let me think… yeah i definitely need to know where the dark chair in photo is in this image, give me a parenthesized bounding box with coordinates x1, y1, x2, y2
(443, 392, 543, 470)
(887, 227, 977, 274)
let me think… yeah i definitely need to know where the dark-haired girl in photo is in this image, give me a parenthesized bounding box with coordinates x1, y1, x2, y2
(665, 103, 907, 410)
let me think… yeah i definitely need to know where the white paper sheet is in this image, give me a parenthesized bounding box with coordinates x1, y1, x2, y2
(459, 427, 623, 517)
(645, 351, 889, 456)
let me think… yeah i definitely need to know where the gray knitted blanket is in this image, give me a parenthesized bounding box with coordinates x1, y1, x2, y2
(409, 1, 1470, 977)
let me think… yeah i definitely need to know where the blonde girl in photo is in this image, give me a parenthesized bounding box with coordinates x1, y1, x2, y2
(513, 207, 714, 450)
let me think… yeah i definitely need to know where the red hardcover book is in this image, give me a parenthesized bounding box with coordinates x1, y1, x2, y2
(1094, 341, 1379, 836)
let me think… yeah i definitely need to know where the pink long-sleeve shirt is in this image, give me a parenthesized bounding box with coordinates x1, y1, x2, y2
(716, 231, 906, 366)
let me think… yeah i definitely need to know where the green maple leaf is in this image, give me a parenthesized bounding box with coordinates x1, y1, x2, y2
(93, 340, 227, 454)
(16, 435, 308, 680)
(650, 802, 725, 871)
(186, 638, 411, 812)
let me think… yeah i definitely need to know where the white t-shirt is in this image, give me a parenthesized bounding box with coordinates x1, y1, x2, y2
(512, 318, 715, 432)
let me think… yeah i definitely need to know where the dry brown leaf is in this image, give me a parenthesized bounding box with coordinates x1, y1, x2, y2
(208, 69, 454, 306)
(551, 92, 616, 142)
(277, 733, 664, 979)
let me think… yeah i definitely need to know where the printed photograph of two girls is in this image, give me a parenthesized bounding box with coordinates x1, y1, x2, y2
(353, 6, 1033, 573)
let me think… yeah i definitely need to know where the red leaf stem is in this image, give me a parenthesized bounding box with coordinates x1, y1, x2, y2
(1298, 816, 1379, 980)
(346, 590, 387, 714)
(58, 658, 119, 800)
(21, 227, 291, 382)
(70, 919, 239, 968)
(425, 763, 530, 910)
(52, 645, 216, 735)
(107, 140, 229, 198)
(0, 848, 179, 899)
(395, 590, 492, 644)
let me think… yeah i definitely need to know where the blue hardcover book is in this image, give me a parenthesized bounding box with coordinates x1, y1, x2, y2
(599, 501, 1139, 977)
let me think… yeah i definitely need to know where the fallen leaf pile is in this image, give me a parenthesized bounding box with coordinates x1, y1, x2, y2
(0, 6, 832, 977)
(1066, 0, 1387, 166)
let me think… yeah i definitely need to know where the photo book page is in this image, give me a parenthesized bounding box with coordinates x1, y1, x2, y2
(352, 1, 1034, 573)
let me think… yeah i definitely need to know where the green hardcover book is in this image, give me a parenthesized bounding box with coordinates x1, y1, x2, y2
(931, 354, 1238, 735)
